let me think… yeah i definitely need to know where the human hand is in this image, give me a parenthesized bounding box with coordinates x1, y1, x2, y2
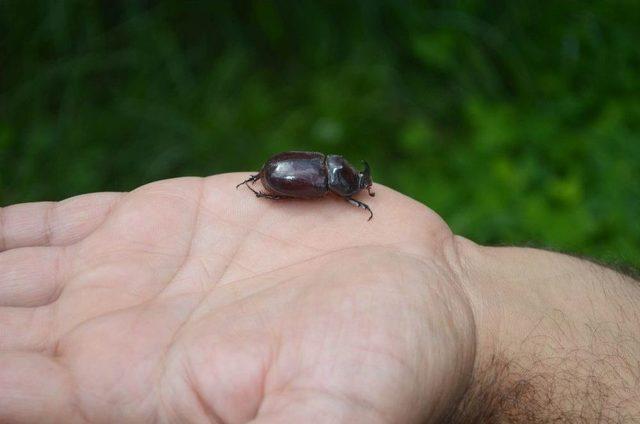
(0, 174, 477, 423)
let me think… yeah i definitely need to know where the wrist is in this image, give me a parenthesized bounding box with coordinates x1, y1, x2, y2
(451, 239, 640, 422)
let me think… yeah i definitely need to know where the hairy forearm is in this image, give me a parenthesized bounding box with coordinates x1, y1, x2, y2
(451, 240, 640, 423)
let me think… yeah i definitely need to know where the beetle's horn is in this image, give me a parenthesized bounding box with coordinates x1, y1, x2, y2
(362, 160, 371, 179)
(361, 160, 375, 196)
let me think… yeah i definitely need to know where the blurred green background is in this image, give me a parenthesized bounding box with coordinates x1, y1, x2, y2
(1, 1, 639, 267)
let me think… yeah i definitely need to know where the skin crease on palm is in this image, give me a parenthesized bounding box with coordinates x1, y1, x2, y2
(0, 173, 479, 423)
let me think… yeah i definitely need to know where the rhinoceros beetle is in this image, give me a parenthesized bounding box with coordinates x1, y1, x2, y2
(236, 151, 376, 220)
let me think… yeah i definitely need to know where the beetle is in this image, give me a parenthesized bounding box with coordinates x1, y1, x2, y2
(236, 151, 376, 220)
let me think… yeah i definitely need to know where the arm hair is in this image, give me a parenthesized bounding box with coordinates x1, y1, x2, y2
(446, 254, 640, 424)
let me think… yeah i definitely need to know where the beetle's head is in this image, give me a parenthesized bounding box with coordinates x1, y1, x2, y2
(359, 160, 375, 197)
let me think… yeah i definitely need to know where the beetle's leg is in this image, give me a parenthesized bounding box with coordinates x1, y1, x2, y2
(236, 174, 291, 200)
(236, 174, 260, 189)
(254, 192, 292, 200)
(242, 182, 292, 200)
(346, 197, 373, 221)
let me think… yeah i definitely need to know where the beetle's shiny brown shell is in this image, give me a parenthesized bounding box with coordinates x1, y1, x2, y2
(260, 151, 328, 198)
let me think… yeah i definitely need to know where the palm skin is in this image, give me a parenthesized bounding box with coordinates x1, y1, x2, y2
(0, 174, 477, 423)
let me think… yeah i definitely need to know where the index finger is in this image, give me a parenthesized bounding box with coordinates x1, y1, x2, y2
(0, 192, 122, 252)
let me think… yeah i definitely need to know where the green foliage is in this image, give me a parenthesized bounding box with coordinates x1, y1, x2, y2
(1, 1, 639, 267)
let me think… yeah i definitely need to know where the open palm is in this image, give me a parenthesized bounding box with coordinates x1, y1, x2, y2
(0, 174, 476, 423)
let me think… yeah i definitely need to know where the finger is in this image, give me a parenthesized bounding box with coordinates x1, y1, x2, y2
(0, 246, 66, 307)
(0, 306, 53, 352)
(0, 192, 122, 252)
(0, 352, 77, 423)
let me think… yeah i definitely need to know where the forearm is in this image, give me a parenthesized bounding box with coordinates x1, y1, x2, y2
(453, 239, 640, 423)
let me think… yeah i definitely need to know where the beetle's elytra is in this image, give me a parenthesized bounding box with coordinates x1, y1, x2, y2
(236, 151, 376, 220)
